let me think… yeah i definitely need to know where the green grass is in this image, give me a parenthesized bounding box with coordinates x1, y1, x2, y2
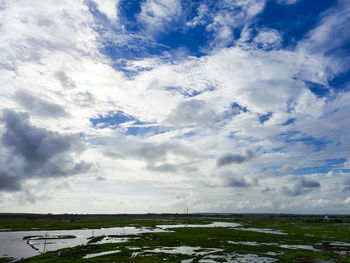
(0, 214, 217, 231)
(0, 258, 15, 263)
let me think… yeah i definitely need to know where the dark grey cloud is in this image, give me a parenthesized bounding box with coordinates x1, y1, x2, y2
(55, 71, 75, 89)
(299, 179, 320, 188)
(279, 165, 294, 174)
(15, 90, 67, 117)
(342, 178, 350, 192)
(0, 109, 92, 192)
(0, 172, 21, 192)
(282, 178, 320, 196)
(104, 139, 197, 173)
(344, 178, 350, 185)
(227, 177, 251, 188)
(147, 163, 177, 173)
(2, 110, 79, 164)
(95, 176, 106, 181)
(262, 186, 275, 193)
(217, 150, 254, 167)
(220, 171, 252, 188)
(165, 100, 216, 127)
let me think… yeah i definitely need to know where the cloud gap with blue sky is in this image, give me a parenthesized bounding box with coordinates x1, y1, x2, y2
(0, 0, 349, 213)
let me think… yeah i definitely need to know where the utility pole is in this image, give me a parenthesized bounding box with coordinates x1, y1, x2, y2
(43, 232, 48, 253)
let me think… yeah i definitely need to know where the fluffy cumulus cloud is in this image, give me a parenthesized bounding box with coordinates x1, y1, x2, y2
(0, 0, 349, 213)
(0, 110, 92, 193)
(217, 151, 254, 167)
(94, 0, 120, 21)
(282, 177, 321, 196)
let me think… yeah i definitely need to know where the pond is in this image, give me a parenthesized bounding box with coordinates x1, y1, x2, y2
(0, 226, 166, 259)
(0, 222, 239, 259)
(0, 222, 290, 260)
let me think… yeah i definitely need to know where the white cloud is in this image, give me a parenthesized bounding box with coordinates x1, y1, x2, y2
(138, 0, 182, 34)
(186, 4, 209, 28)
(94, 0, 120, 21)
(0, 0, 98, 70)
(297, 0, 350, 73)
(0, 0, 349, 213)
(253, 28, 282, 50)
(345, 197, 350, 205)
(205, 0, 266, 47)
(276, 0, 301, 5)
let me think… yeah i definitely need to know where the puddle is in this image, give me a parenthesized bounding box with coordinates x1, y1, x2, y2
(198, 253, 276, 263)
(25, 234, 75, 240)
(92, 236, 137, 244)
(264, 251, 284, 256)
(236, 228, 287, 235)
(156, 222, 241, 229)
(318, 242, 350, 258)
(228, 241, 319, 252)
(199, 254, 228, 262)
(228, 241, 260, 246)
(83, 249, 120, 259)
(126, 246, 141, 250)
(127, 246, 222, 262)
(279, 244, 320, 251)
(144, 246, 223, 256)
(229, 253, 277, 263)
(0, 227, 166, 259)
(329, 242, 350, 247)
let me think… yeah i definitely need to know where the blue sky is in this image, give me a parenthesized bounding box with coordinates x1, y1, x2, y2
(0, 0, 349, 214)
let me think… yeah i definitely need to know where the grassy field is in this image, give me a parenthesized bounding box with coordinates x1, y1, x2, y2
(1, 214, 350, 262)
(0, 213, 217, 231)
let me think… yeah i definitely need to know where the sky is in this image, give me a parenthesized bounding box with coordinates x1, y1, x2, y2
(0, 0, 349, 214)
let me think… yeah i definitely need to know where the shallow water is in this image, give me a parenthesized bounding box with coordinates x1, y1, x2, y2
(228, 240, 320, 252)
(279, 244, 320, 251)
(93, 236, 137, 244)
(228, 241, 260, 246)
(156, 222, 241, 229)
(329, 242, 350, 247)
(144, 246, 223, 256)
(0, 223, 282, 260)
(229, 253, 276, 263)
(236, 227, 287, 235)
(0, 226, 166, 259)
(193, 252, 276, 263)
(83, 249, 120, 259)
